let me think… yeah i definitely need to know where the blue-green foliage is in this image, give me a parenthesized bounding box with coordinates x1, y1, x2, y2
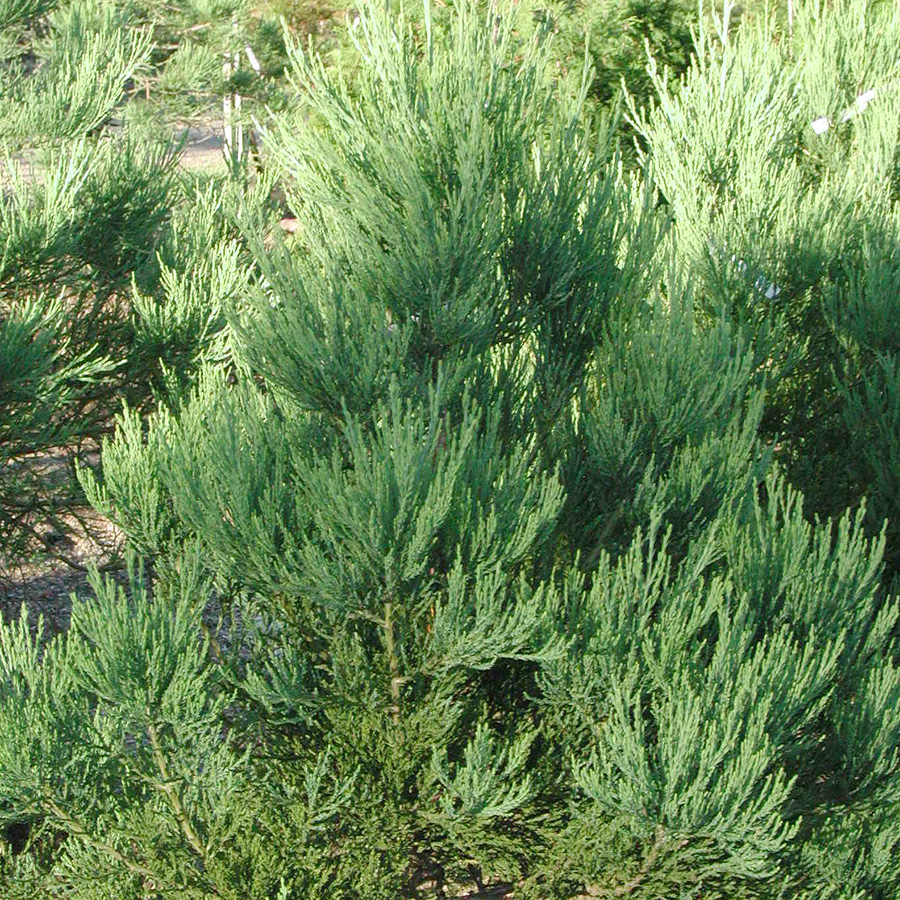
(1, 1, 898, 898)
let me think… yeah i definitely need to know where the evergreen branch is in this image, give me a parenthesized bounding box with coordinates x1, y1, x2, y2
(145, 722, 207, 864)
(199, 619, 226, 666)
(40, 793, 160, 882)
(383, 600, 403, 729)
(579, 826, 675, 897)
(580, 500, 626, 573)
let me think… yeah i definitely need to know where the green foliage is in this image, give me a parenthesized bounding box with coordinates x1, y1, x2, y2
(0, 297, 110, 558)
(840, 354, 900, 571)
(629, 0, 900, 572)
(0, 2, 171, 565)
(0, 0, 59, 33)
(532, 477, 894, 898)
(0, 0, 152, 145)
(562, 284, 769, 563)
(3, 1, 900, 898)
(0, 551, 277, 899)
(0, 0, 271, 566)
(288, 0, 703, 157)
(0, 132, 176, 563)
(120, 0, 297, 125)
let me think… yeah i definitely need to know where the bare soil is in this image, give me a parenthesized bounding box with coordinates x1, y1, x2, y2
(175, 120, 233, 172)
(0, 448, 125, 637)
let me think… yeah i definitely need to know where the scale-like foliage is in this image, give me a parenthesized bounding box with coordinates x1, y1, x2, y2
(0, 297, 110, 559)
(561, 283, 769, 564)
(0, 0, 188, 567)
(631, 0, 900, 575)
(5, 1, 898, 898)
(0, 0, 152, 145)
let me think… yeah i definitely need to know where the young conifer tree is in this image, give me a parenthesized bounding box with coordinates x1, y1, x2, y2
(628, 0, 900, 577)
(0, 0, 269, 568)
(0, 0, 179, 563)
(1, 2, 898, 899)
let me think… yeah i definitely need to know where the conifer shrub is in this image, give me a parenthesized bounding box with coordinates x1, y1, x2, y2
(629, 0, 900, 577)
(0, 0, 281, 566)
(123, 0, 293, 123)
(0, 0, 175, 562)
(0, 1, 898, 899)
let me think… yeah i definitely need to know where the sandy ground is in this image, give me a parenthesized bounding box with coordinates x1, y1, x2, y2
(176, 120, 242, 172)
(0, 445, 124, 637)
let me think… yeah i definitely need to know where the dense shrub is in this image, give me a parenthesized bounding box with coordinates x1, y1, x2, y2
(0, 1, 898, 899)
(0, 0, 276, 568)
